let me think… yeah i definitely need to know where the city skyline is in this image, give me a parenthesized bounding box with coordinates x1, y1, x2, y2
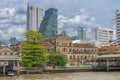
(0, 0, 120, 42)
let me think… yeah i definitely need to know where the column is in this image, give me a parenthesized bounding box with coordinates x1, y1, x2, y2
(17, 61, 19, 76)
(106, 58, 109, 71)
(3, 63, 5, 76)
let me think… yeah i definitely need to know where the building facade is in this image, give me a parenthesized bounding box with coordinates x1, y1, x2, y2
(43, 31, 98, 67)
(116, 10, 120, 46)
(27, 3, 43, 31)
(91, 27, 116, 47)
(0, 47, 21, 68)
(39, 8, 58, 39)
(12, 32, 98, 67)
(77, 27, 86, 42)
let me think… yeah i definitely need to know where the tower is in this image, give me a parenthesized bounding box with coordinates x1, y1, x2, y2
(39, 8, 58, 39)
(27, 3, 43, 31)
(77, 27, 86, 42)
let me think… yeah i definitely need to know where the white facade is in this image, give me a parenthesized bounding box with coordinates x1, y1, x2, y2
(27, 3, 43, 31)
(116, 10, 120, 46)
(91, 27, 116, 47)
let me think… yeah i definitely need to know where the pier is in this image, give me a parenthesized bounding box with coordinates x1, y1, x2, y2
(93, 54, 120, 71)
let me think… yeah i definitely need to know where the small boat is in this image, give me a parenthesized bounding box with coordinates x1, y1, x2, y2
(7, 71, 14, 76)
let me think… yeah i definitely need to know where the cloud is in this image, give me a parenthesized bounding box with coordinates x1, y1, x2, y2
(0, 7, 26, 42)
(0, 0, 119, 42)
(58, 8, 99, 40)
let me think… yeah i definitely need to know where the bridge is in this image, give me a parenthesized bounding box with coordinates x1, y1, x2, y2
(93, 54, 120, 71)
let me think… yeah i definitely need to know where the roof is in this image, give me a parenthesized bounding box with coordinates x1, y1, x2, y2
(98, 46, 120, 51)
(41, 41, 53, 46)
(48, 31, 72, 40)
(0, 55, 21, 61)
(73, 43, 96, 48)
(97, 54, 120, 58)
(0, 47, 16, 53)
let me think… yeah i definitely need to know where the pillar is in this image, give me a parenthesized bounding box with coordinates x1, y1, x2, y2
(94, 59, 97, 70)
(17, 61, 19, 76)
(3, 63, 5, 76)
(106, 58, 109, 71)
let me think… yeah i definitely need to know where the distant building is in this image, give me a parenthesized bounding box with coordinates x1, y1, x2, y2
(91, 27, 116, 47)
(27, 3, 43, 31)
(115, 10, 120, 46)
(0, 41, 6, 47)
(9, 37, 18, 45)
(39, 8, 58, 39)
(77, 27, 86, 42)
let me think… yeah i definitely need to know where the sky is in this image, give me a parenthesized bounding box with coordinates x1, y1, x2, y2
(0, 0, 120, 42)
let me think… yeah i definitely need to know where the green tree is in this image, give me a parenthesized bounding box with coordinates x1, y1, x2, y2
(20, 30, 46, 67)
(115, 51, 120, 65)
(48, 52, 67, 67)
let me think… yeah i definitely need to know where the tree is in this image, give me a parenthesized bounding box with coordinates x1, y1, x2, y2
(47, 52, 67, 67)
(20, 30, 47, 67)
(115, 51, 120, 65)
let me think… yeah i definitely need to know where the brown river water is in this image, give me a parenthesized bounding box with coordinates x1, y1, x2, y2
(0, 72, 120, 80)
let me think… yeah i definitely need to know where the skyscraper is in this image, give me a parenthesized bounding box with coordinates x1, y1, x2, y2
(77, 27, 86, 42)
(39, 8, 58, 39)
(91, 27, 116, 47)
(116, 10, 120, 46)
(27, 3, 43, 31)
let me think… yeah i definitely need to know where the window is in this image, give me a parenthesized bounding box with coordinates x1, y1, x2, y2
(10, 53, 13, 55)
(4, 53, 7, 55)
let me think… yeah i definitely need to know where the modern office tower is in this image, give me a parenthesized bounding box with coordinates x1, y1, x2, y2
(91, 27, 116, 47)
(116, 10, 120, 46)
(27, 3, 43, 31)
(77, 27, 86, 42)
(39, 8, 58, 39)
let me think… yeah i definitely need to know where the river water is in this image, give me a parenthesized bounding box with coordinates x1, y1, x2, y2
(0, 72, 120, 80)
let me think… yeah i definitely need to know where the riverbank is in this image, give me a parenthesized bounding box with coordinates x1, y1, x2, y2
(0, 72, 120, 80)
(19, 67, 120, 75)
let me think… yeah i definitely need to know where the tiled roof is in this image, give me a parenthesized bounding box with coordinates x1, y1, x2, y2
(73, 43, 96, 48)
(41, 41, 53, 46)
(99, 46, 120, 50)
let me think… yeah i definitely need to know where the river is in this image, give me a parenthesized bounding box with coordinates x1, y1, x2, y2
(0, 72, 120, 80)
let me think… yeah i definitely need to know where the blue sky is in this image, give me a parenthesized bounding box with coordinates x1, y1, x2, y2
(0, 0, 120, 41)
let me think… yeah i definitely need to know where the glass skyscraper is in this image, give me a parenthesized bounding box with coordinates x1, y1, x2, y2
(77, 27, 86, 42)
(39, 8, 58, 39)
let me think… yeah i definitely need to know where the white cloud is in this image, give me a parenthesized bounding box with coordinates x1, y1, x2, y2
(0, 8, 15, 17)
(58, 8, 99, 40)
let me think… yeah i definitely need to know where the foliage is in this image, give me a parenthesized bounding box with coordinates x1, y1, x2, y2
(24, 30, 43, 44)
(20, 30, 47, 67)
(47, 52, 67, 67)
(115, 51, 120, 65)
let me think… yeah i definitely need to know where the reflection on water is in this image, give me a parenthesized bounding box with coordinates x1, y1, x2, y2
(0, 72, 120, 80)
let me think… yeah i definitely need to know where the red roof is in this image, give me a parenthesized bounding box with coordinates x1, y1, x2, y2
(41, 41, 53, 46)
(99, 46, 120, 51)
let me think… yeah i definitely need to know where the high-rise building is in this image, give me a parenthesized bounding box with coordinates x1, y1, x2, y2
(91, 27, 116, 47)
(77, 27, 86, 42)
(116, 10, 120, 46)
(27, 3, 43, 31)
(39, 8, 58, 39)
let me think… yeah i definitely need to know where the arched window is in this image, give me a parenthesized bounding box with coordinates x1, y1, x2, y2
(10, 53, 13, 55)
(70, 56, 72, 60)
(4, 53, 7, 55)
